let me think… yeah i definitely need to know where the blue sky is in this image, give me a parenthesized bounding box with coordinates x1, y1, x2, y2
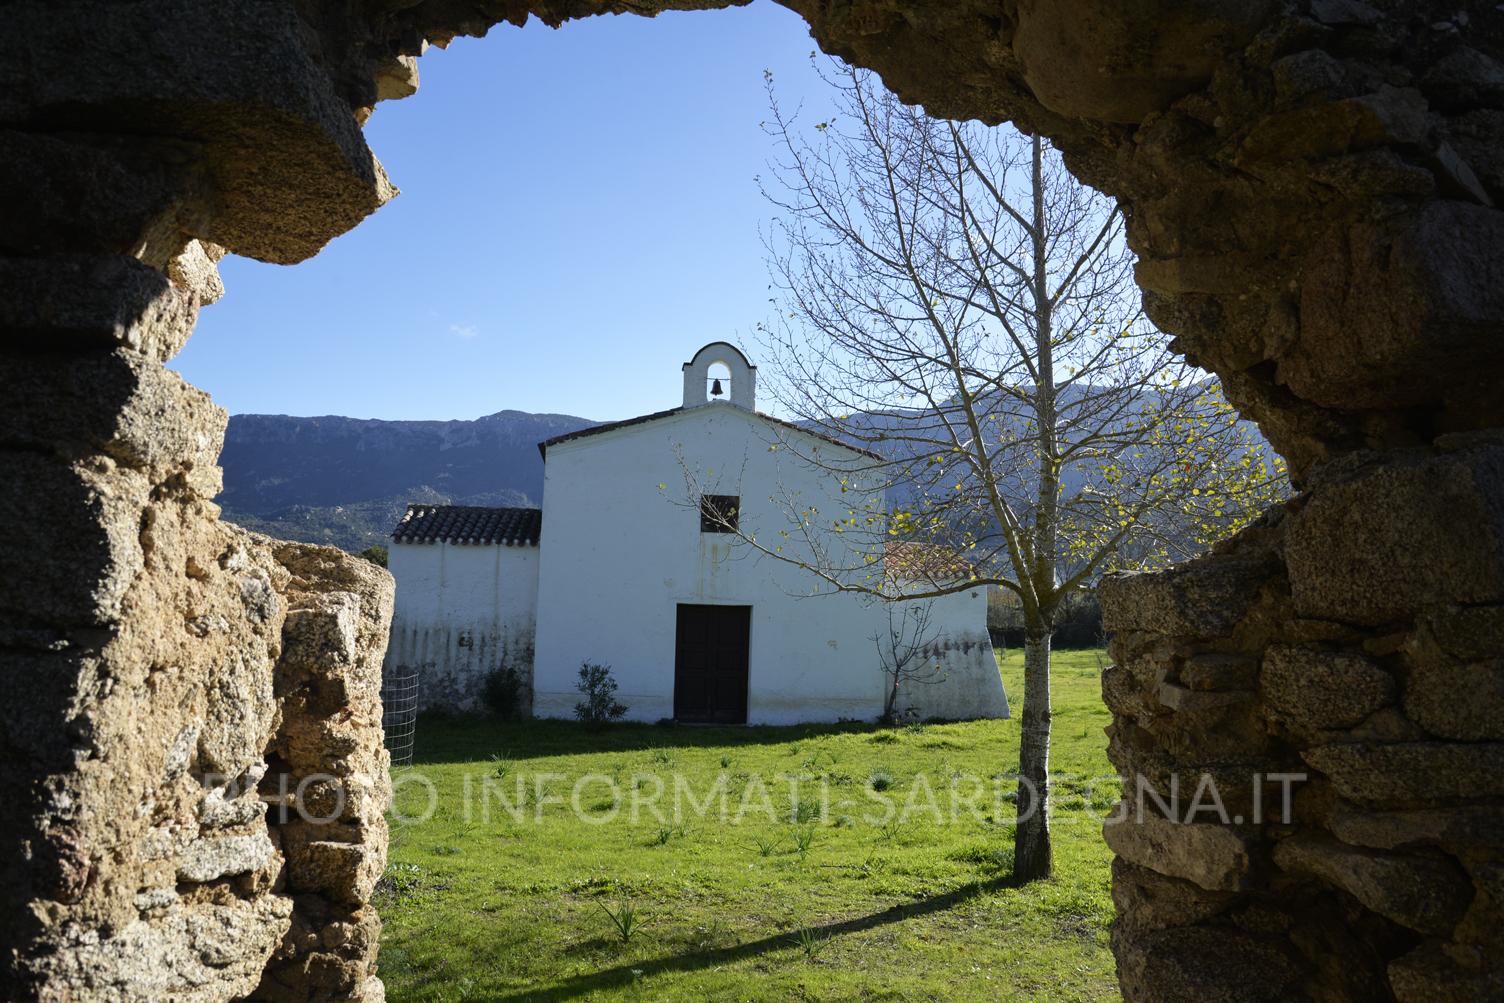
(171, 4, 836, 422)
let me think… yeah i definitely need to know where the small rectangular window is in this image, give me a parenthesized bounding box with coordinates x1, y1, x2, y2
(700, 494, 740, 533)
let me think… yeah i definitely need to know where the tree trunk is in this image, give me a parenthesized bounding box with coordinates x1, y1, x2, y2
(1012, 133, 1058, 884)
(1013, 626, 1054, 881)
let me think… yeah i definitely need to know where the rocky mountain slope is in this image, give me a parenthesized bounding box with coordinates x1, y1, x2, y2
(218, 410, 595, 551)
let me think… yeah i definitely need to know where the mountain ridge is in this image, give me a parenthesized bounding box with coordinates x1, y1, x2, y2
(218, 390, 1273, 554)
(218, 408, 598, 551)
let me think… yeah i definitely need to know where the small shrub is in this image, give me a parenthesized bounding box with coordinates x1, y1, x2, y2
(482, 666, 528, 720)
(719, 754, 732, 769)
(650, 824, 686, 846)
(792, 826, 819, 859)
(598, 897, 644, 943)
(574, 662, 628, 729)
(800, 748, 838, 769)
(868, 769, 894, 792)
(790, 800, 820, 825)
(793, 926, 831, 960)
(489, 753, 512, 779)
(750, 834, 784, 857)
(357, 544, 388, 568)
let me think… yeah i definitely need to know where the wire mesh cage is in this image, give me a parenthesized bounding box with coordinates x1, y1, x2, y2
(380, 667, 419, 767)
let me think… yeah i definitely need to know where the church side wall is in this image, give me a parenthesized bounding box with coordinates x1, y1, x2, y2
(385, 541, 539, 712)
(890, 588, 1010, 722)
(531, 407, 1001, 725)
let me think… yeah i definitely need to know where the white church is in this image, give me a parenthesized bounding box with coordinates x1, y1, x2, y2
(382, 342, 1009, 725)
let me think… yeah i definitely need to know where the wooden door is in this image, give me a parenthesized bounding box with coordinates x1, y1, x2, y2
(674, 604, 751, 724)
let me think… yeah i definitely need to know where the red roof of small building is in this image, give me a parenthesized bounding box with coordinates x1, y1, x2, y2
(884, 541, 975, 582)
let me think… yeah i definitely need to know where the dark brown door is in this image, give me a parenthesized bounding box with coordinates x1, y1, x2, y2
(674, 604, 751, 724)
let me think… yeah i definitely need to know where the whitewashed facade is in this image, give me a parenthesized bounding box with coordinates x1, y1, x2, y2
(385, 342, 1009, 723)
(384, 508, 540, 712)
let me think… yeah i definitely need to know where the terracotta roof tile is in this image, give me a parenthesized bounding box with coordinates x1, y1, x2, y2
(391, 505, 541, 546)
(884, 540, 974, 582)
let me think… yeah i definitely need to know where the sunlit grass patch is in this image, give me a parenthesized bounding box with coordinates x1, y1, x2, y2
(377, 648, 1120, 1002)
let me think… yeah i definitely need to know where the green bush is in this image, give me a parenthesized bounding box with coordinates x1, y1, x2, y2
(987, 586, 1103, 650)
(1053, 592, 1105, 649)
(573, 663, 627, 729)
(986, 586, 1024, 636)
(357, 544, 388, 568)
(482, 665, 528, 720)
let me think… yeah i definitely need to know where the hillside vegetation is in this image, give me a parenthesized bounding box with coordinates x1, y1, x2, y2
(218, 410, 594, 550)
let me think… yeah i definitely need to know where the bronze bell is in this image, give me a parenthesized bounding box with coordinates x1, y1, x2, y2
(710, 378, 725, 397)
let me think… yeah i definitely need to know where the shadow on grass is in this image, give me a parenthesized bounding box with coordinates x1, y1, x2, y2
(409, 716, 889, 765)
(488, 874, 1020, 1002)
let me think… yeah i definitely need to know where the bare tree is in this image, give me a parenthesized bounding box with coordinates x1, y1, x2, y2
(731, 63, 1286, 882)
(874, 596, 942, 725)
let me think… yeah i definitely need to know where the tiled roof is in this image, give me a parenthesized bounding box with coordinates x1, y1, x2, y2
(537, 406, 885, 461)
(391, 505, 541, 546)
(885, 541, 974, 582)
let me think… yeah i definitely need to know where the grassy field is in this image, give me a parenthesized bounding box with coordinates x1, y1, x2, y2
(377, 649, 1122, 1002)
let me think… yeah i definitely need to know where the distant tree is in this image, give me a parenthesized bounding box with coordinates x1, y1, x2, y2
(736, 63, 1288, 882)
(357, 545, 388, 568)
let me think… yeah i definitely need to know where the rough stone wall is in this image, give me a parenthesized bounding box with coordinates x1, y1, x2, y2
(4, 0, 1502, 1001)
(1, 296, 393, 998)
(0, 3, 410, 997)
(1099, 439, 1504, 1001)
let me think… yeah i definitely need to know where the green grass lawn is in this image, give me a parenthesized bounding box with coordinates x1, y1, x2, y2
(377, 649, 1122, 1002)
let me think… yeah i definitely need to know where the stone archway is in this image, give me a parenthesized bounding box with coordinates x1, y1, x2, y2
(3, 2, 1501, 1000)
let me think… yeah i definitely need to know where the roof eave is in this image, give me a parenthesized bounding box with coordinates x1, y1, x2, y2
(535, 405, 883, 463)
